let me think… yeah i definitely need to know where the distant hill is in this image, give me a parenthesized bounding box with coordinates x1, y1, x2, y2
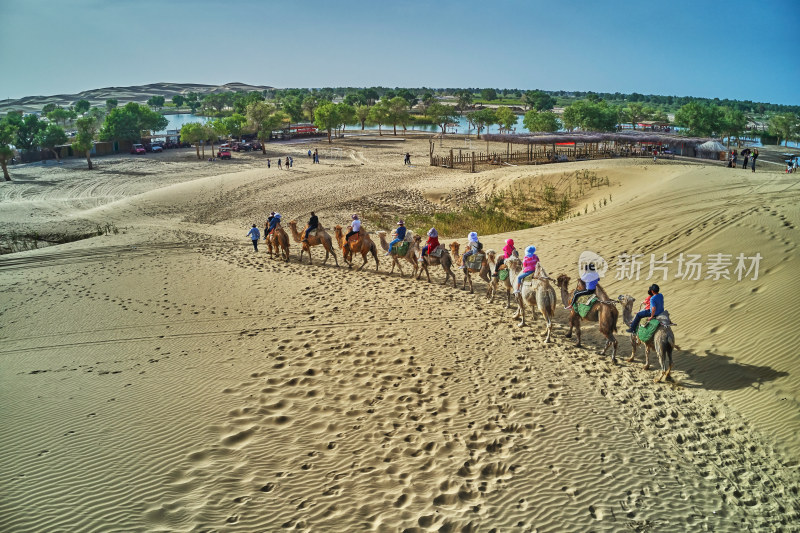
(0, 82, 273, 114)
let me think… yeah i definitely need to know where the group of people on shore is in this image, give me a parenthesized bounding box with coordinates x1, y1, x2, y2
(266, 157, 293, 170)
(728, 148, 758, 172)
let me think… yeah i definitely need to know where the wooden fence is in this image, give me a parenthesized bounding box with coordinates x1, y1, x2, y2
(430, 142, 669, 171)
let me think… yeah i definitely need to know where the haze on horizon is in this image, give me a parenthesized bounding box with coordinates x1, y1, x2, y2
(1, 0, 798, 105)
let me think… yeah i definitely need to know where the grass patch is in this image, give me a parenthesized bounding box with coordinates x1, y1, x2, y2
(364, 169, 611, 240)
(1, 223, 122, 254)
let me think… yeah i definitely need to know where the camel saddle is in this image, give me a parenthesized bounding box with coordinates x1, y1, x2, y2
(498, 268, 509, 281)
(575, 295, 598, 318)
(430, 246, 444, 258)
(347, 233, 360, 244)
(307, 228, 318, 237)
(638, 312, 674, 342)
(394, 241, 410, 256)
(465, 253, 485, 271)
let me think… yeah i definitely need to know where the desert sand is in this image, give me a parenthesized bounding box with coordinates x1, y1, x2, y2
(1, 136, 799, 532)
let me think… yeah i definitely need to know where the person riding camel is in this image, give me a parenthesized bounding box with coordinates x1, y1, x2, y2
(386, 220, 407, 255)
(266, 212, 282, 236)
(344, 214, 361, 242)
(264, 211, 275, 234)
(302, 211, 319, 243)
(513, 245, 539, 294)
(494, 238, 517, 277)
(566, 262, 599, 309)
(626, 284, 664, 333)
(460, 232, 482, 269)
(419, 228, 440, 261)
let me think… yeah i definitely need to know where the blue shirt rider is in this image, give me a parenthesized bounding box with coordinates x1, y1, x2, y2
(627, 284, 664, 333)
(387, 220, 407, 255)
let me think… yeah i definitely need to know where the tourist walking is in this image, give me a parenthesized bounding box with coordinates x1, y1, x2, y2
(742, 152, 749, 170)
(285, 156, 290, 169)
(751, 148, 759, 172)
(289, 156, 293, 168)
(278, 158, 282, 170)
(247, 224, 260, 252)
(267, 158, 271, 169)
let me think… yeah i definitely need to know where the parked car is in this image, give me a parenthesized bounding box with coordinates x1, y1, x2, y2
(217, 147, 232, 160)
(131, 144, 146, 154)
(151, 143, 164, 153)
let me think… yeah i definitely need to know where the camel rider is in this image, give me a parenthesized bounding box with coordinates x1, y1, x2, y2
(513, 246, 539, 294)
(627, 284, 664, 333)
(387, 220, 407, 255)
(460, 232, 482, 269)
(345, 214, 361, 241)
(264, 211, 275, 234)
(303, 211, 319, 242)
(494, 238, 517, 277)
(566, 262, 599, 309)
(419, 228, 440, 261)
(267, 213, 282, 237)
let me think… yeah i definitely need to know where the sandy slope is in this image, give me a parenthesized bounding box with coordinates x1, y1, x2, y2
(1, 138, 799, 532)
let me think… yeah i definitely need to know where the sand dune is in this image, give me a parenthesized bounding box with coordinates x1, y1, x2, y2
(1, 138, 799, 531)
(0, 82, 272, 114)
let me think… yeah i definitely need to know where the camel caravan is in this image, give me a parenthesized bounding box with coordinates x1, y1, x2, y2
(252, 214, 678, 383)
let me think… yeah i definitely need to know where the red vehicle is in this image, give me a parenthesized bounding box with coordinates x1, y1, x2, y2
(217, 147, 232, 160)
(131, 143, 146, 154)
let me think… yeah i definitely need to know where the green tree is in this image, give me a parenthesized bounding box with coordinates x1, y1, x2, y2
(257, 112, 288, 153)
(343, 92, 367, 106)
(314, 102, 340, 143)
(354, 104, 370, 130)
(42, 103, 57, 114)
(336, 103, 356, 135)
(768, 113, 799, 146)
(368, 100, 391, 136)
(72, 110, 102, 170)
(523, 110, 561, 132)
(302, 95, 319, 121)
(147, 95, 166, 110)
(720, 108, 747, 147)
(222, 113, 247, 141)
(11, 113, 46, 150)
(387, 96, 410, 135)
(420, 92, 435, 114)
(180, 122, 207, 159)
(74, 99, 90, 114)
(397, 89, 418, 108)
(495, 106, 517, 133)
(456, 90, 473, 112)
(206, 120, 225, 155)
(100, 102, 167, 143)
(279, 95, 303, 123)
(561, 100, 619, 132)
(172, 95, 185, 109)
(105, 99, 118, 112)
(674, 102, 722, 136)
(480, 88, 497, 102)
(426, 102, 458, 135)
(35, 123, 68, 161)
(524, 90, 555, 111)
(0, 116, 19, 180)
(621, 102, 646, 128)
(185, 92, 200, 113)
(466, 108, 496, 139)
(46, 107, 74, 127)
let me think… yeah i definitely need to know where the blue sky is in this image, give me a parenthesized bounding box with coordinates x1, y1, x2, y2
(1, 0, 798, 104)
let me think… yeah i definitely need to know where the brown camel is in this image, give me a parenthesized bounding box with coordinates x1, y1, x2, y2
(556, 274, 619, 360)
(377, 230, 418, 278)
(449, 242, 490, 294)
(505, 258, 558, 342)
(333, 225, 379, 271)
(619, 295, 679, 383)
(412, 235, 457, 288)
(484, 249, 512, 307)
(287, 220, 338, 266)
(265, 223, 290, 262)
